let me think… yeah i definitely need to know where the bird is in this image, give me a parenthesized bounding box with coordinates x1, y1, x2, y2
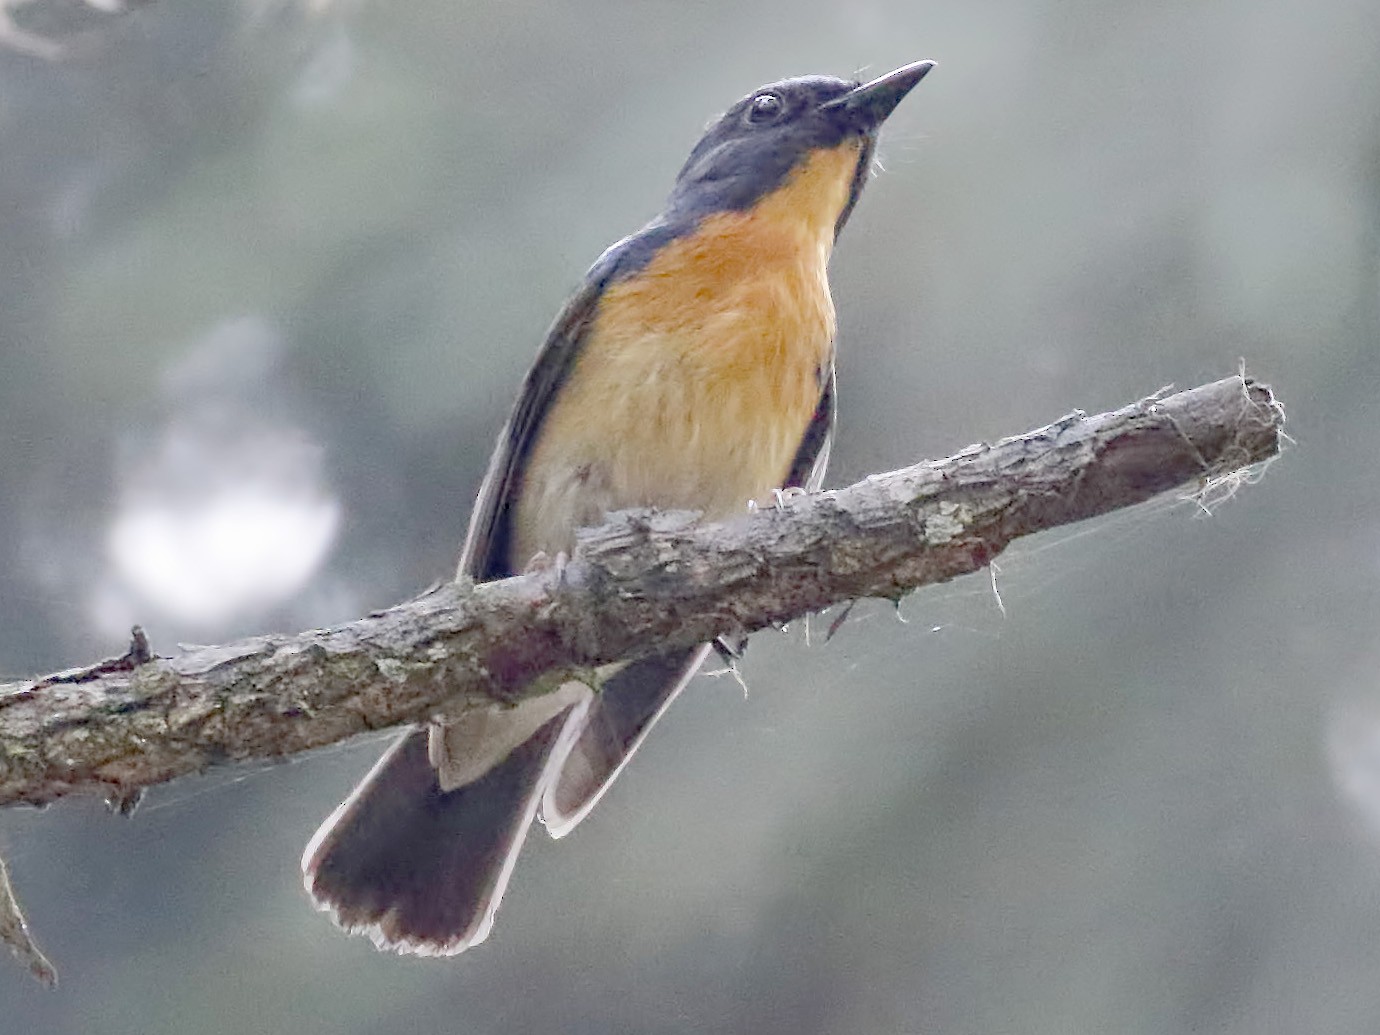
(302, 59, 934, 955)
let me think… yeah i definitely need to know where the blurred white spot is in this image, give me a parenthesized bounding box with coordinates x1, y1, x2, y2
(101, 317, 342, 630)
(109, 479, 339, 627)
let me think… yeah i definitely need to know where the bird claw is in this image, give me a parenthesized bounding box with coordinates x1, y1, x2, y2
(523, 549, 570, 581)
(772, 486, 808, 509)
(747, 486, 809, 513)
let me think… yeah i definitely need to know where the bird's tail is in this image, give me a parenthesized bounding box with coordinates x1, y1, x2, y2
(301, 699, 587, 955)
(302, 645, 708, 952)
(541, 645, 710, 837)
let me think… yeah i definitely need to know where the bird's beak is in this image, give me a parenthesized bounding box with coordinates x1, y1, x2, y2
(820, 60, 935, 128)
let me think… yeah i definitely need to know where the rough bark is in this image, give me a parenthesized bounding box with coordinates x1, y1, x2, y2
(0, 375, 1283, 813)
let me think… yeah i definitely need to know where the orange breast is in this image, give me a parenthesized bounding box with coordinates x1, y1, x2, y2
(512, 141, 861, 565)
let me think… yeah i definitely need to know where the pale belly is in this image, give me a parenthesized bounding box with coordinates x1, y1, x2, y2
(510, 301, 833, 568)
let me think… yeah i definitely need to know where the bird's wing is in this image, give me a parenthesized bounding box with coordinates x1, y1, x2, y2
(458, 276, 606, 580)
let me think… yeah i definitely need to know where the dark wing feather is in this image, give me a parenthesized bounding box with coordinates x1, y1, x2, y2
(458, 279, 604, 580)
(784, 360, 836, 492)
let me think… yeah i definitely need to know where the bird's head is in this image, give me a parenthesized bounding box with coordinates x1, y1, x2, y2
(666, 60, 934, 240)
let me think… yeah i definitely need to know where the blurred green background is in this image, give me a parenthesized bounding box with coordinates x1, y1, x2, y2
(2, 0, 1378, 1031)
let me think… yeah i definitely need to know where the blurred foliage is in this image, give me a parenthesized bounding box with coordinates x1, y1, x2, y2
(2, 0, 1379, 1031)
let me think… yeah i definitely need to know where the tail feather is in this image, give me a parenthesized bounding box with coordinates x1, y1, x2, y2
(302, 700, 588, 955)
(541, 645, 710, 838)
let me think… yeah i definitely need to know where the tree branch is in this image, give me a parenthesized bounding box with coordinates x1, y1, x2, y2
(0, 373, 1286, 985)
(0, 375, 1283, 813)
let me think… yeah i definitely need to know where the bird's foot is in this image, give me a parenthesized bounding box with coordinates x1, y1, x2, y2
(523, 549, 570, 579)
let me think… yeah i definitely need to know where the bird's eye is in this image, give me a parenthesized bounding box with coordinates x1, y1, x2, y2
(746, 91, 785, 124)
